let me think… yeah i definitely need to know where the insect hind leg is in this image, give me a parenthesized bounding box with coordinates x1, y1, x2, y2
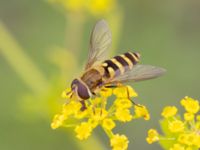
(104, 83, 141, 107)
(125, 86, 141, 107)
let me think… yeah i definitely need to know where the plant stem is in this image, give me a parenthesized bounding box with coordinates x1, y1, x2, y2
(0, 21, 49, 94)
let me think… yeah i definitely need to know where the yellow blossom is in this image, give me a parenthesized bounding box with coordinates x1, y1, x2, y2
(87, 0, 115, 16)
(193, 135, 200, 147)
(184, 112, 194, 121)
(51, 114, 67, 129)
(185, 147, 193, 150)
(178, 133, 200, 147)
(134, 105, 150, 120)
(181, 96, 199, 114)
(100, 87, 113, 98)
(146, 129, 159, 144)
(90, 108, 108, 122)
(102, 118, 116, 130)
(196, 115, 200, 121)
(169, 143, 185, 150)
(62, 101, 82, 116)
(147, 96, 200, 149)
(61, 88, 72, 99)
(161, 106, 177, 118)
(75, 122, 93, 140)
(168, 120, 185, 133)
(74, 109, 88, 119)
(115, 109, 132, 122)
(114, 98, 132, 109)
(126, 85, 138, 97)
(52, 84, 147, 150)
(49, 0, 117, 16)
(110, 134, 129, 150)
(113, 86, 137, 98)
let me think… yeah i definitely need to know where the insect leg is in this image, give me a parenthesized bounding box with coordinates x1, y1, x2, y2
(80, 100, 87, 111)
(125, 86, 141, 107)
(104, 85, 118, 88)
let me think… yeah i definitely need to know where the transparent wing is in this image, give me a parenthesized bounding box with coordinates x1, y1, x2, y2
(110, 65, 166, 84)
(85, 19, 112, 70)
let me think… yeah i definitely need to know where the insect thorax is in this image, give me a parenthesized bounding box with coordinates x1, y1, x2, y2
(81, 68, 103, 92)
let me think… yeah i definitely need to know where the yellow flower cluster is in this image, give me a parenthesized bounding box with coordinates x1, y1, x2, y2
(51, 85, 150, 150)
(146, 96, 200, 150)
(49, 0, 116, 16)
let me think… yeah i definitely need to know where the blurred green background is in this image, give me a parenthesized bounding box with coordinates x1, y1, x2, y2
(0, 0, 200, 149)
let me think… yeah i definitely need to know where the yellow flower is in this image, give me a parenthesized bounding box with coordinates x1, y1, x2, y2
(168, 120, 185, 133)
(51, 114, 67, 129)
(74, 109, 88, 119)
(52, 85, 148, 150)
(147, 96, 200, 149)
(87, 0, 116, 16)
(113, 86, 137, 98)
(196, 115, 200, 121)
(184, 112, 194, 121)
(181, 96, 199, 114)
(126, 85, 138, 97)
(90, 108, 108, 122)
(134, 105, 150, 120)
(185, 147, 193, 150)
(146, 129, 159, 144)
(49, 0, 117, 16)
(114, 98, 132, 109)
(169, 143, 185, 150)
(178, 132, 198, 146)
(102, 118, 116, 130)
(61, 88, 72, 99)
(75, 122, 93, 140)
(62, 101, 82, 116)
(161, 106, 177, 118)
(110, 134, 129, 150)
(100, 87, 113, 98)
(115, 108, 132, 122)
(193, 135, 200, 147)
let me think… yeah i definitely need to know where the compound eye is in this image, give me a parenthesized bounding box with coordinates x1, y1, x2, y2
(77, 82, 90, 100)
(71, 79, 79, 88)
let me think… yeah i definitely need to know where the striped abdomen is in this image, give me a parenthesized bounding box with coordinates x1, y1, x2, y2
(101, 52, 140, 79)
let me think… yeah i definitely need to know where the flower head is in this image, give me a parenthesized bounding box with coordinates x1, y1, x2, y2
(110, 134, 129, 150)
(147, 96, 200, 150)
(49, 0, 118, 16)
(134, 105, 150, 120)
(161, 106, 177, 118)
(169, 143, 185, 150)
(51, 85, 149, 150)
(181, 96, 199, 114)
(146, 129, 159, 144)
(168, 120, 185, 133)
(115, 108, 132, 122)
(75, 122, 93, 140)
(184, 112, 194, 121)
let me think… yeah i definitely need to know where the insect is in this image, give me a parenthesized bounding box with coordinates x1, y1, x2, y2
(68, 20, 166, 110)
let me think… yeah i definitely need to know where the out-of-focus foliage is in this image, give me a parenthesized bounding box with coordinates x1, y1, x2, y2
(0, 0, 200, 149)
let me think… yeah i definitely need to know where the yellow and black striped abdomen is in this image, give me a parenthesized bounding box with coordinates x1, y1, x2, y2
(101, 52, 140, 79)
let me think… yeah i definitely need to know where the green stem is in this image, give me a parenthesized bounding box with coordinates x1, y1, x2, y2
(0, 21, 49, 94)
(65, 13, 86, 57)
(102, 126, 114, 139)
(105, 6, 124, 55)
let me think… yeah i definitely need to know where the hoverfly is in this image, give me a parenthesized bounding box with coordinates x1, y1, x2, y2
(68, 20, 166, 110)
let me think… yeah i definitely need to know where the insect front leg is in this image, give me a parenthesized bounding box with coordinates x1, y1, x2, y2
(80, 100, 87, 111)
